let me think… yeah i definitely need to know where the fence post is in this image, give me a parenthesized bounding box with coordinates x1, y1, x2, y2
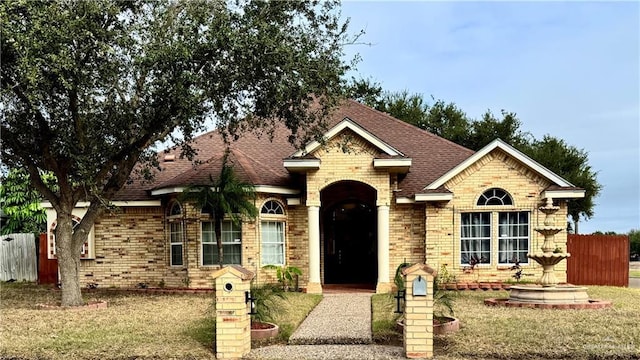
(211, 265, 255, 360)
(402, 263, 437, 359)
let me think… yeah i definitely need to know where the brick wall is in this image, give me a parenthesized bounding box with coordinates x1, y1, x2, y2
(425, 149, 569, 283)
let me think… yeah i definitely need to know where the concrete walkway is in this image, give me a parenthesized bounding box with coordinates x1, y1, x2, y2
(288, 293, 373, 345)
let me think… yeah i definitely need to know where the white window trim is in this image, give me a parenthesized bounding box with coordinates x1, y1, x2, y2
(168, 202, 184, 267)
(497, 211, 531, 265)
(459, 212, 492, 267)
(200, 219, 242, 266)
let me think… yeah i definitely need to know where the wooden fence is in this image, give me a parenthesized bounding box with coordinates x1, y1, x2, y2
(38, 233, 58, 284)
(0, 233, 37, 282)
(567, 234, 629, 287)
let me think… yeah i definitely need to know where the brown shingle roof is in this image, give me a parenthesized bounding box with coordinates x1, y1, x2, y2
(115, 99, 475, 200)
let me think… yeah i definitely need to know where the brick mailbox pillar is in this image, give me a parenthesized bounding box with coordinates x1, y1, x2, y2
(402, 263, 437, 359)
(211, 265, 255, 360)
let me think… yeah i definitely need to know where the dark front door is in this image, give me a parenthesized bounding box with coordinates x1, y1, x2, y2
(324, 201, 377, 284)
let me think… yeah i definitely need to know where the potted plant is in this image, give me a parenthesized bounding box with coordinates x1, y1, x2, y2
(262, 264, 303, 292)
(249, 283, 283, 340)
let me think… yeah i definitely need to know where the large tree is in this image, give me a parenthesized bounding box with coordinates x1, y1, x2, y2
(1, 0, 354, 306)
(521, 136, 602, 233)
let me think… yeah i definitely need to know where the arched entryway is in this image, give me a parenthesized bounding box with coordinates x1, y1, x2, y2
(321, 181, 377, 286)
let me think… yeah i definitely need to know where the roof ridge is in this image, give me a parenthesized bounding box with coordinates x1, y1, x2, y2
(345, 99, 475, 156)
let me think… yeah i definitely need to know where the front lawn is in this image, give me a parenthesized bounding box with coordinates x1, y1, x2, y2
(0, 283, 319, 360)
(372, 286, 640, 359)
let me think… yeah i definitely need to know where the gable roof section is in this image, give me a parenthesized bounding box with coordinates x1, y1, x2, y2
(290, 117, 406, 157)
(421, 139, 583, 198)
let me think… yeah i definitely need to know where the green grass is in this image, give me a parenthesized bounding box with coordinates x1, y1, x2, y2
(256, 291, 322, 344)
(371, 293, 402, 345)
(0, 283, 320, 359)
(371, 286, 640, 359)
(629, 270, 640, 278)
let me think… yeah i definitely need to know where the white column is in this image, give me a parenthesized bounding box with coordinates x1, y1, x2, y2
(307, 205, 322, 294)
(376, 205, 391, 293)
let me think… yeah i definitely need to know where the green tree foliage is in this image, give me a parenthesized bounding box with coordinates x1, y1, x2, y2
(629, 229, 640, 257)
(179, 150, 258, 266)
(521, 136, 602, 233)
(0, 169, 55, 235)
(1, 0, 353, 306)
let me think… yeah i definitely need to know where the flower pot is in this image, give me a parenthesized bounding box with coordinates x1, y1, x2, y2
(491, 282, 503, 290)
(251, 321, 279, 340)
(445, 283, 457, 291)
(467, 283, 479, 290)
(456, 283, 468, 290)
(396, 317, 460, 336)
(434, 316, 460, 335)
(479, 282, 491, 291)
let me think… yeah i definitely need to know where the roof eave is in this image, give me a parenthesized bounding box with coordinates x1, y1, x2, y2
(373, 158, 412, 174)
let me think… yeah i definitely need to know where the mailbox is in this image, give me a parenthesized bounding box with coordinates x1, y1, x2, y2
(412, 275, 427, 296)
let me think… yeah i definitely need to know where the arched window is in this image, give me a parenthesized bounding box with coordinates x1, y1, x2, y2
(167, 201, 183, 266)
(477, 188, 513, 206)
(260, 200, 286, 265)
(261, 200, 285, 215)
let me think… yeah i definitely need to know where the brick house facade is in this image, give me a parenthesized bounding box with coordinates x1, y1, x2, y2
(44, 100, 584, 293)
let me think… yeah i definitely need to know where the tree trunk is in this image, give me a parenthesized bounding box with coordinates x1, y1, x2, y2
(215, 215, 224, 267)
(573, 219, 579, 235)
(55, 213, 85, 306)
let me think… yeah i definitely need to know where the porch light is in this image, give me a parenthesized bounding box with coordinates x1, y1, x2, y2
(394, 289, 406, 314)
(245, 291, 257, 315)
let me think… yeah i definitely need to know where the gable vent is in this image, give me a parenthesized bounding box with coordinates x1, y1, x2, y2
(163, 154, 176, 162)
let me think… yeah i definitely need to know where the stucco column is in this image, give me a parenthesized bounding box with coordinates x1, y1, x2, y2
(307, 205, 322, 294)
(376, 205, 392, 293)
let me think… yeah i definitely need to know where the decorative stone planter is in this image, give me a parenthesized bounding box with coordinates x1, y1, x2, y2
(444, 283, 457, 291)
(251, 321, 279, 340)
(456, 283, 468, 290)
(396, 316, 460, 336)
(479, 282, 492, 291)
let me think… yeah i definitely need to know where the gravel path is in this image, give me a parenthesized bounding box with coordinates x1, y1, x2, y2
(244, 293, 413, 360)
(288, 293, 373, 345)
(244, 344, 409, 360)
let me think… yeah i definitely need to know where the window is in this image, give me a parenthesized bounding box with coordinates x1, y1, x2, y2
(461, 189, 531, 266)
(202, 220, 242, 265)
(261, 200, 284, 215)
(477, 188, 513, 206)
(498, 212, 529, 264)
(460, 212, 491, 265)
(168, 202, 183, 266)
(260, 200, 285, 265)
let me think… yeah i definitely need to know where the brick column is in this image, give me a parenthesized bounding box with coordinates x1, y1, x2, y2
(211, 265, 255, 359)
(402, 263, 436, 359)
(307, 205, 322, 294)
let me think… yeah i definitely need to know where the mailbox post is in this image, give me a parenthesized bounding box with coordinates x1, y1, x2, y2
(402, 263, 437, 359)
(211, 265, 255, 360)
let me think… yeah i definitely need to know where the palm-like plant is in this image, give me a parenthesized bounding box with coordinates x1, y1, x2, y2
(180, 149, 258, 266)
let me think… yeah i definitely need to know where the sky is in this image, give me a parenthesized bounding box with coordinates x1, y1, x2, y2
(339, 1, 640, 234)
